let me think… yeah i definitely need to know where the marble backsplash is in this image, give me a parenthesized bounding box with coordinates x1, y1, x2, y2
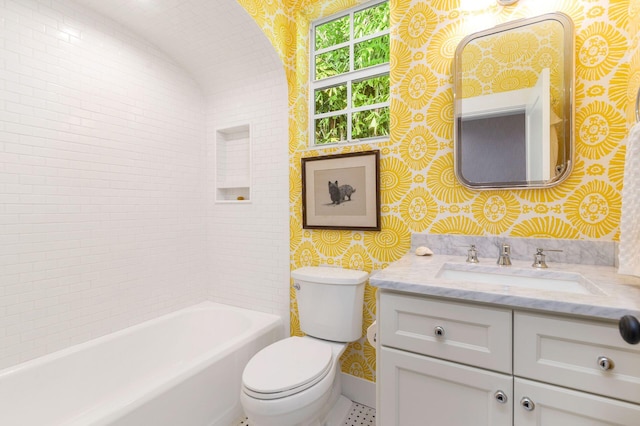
(411, 234, 617, 267)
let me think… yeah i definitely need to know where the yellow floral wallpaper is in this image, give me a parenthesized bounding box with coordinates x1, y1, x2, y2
(239, 0, 640, 384)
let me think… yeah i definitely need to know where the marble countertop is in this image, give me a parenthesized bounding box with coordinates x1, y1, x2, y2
(370, 253, 640, 320)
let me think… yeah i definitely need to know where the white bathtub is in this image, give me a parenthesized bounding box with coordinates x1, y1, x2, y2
(0, 302, 282, 426)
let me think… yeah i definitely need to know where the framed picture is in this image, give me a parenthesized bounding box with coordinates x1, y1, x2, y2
(302, 150, 380, 230)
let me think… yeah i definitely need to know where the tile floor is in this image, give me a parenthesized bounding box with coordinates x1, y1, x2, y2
(233, 402, 376, 426)
(342, 402, 376, 425)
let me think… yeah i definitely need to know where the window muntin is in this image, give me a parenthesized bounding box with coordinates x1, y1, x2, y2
(311, 0, 390, 145)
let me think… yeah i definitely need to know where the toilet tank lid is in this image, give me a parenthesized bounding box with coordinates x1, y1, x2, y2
(291, 266, 368, 285)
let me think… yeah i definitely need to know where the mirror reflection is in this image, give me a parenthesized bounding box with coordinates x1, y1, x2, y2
(453, 13, 574, 189)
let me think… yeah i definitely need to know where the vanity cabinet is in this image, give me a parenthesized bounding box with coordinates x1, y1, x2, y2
(378, 292, 513, 426)
(379, 347, 513, 425)
(377, 291, 640, 426)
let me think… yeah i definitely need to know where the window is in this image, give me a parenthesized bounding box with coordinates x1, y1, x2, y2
(311, 0, 390, 146)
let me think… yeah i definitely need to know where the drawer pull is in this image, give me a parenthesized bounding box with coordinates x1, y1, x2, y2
(494, 390, 508, 404)
(520, 397, 535, 411)
(434, 326, 445, 337)
(597, 356, 614, 371)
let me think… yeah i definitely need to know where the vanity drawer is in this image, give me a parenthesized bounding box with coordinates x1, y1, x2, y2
(514, 311, 640, 404)
(379, 292, 512, 373)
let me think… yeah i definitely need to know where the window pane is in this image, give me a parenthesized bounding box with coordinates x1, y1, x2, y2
(354, 2, 390, 39)
(352, 107, 390, 139)
(315, 85, 347, 114)
(315, 15, 349, 50)
(354, 34, 389, 70)
(315, 115, 348, 144)
(315, 46, 350, 80)
(353, 75, 390, 108)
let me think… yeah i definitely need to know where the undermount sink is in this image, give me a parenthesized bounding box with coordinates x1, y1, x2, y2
(436, 263, 604, 295)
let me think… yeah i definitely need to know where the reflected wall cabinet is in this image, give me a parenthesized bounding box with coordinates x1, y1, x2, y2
(215, 124, 251, 203)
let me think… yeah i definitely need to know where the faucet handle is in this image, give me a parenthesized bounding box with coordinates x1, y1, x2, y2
(466, 244, 479, 264)
(536, 247, 563, 253)
(532, 248, 563, 269)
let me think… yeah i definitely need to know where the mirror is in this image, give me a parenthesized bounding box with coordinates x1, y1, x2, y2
(453, 13, 574, 189)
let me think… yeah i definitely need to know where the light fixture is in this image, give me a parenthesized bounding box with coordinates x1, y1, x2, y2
(497, 0, 519, 5)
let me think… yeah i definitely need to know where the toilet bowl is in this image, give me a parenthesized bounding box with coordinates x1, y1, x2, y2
(240, 336, 347, 426)
(240, 266, 369, 426)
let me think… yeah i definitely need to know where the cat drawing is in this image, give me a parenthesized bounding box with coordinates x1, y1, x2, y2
(328, 181, 356, 205)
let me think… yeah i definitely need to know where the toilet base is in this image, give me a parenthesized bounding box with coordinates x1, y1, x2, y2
(241, 338, 350, 426)
(243, 365, 350, 426)
(322, 395, 353, 425)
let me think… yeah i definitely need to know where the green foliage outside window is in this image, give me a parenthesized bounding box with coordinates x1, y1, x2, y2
(354, 1, 390, 38)
(315, 47, 350, 79)
(353, 75, 390, 107)
(354, 34, 389, 70)
(315, 84, 347, 113)
(315, 15, 349, 50)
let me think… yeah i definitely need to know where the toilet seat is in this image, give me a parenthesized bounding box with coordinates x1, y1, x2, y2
(242, 337, 333, 400)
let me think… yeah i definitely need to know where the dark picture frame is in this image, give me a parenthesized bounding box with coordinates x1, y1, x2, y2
(302, 150, 380, 230)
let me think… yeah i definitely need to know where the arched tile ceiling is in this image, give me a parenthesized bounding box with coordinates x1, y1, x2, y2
(71, 0, 283, 95)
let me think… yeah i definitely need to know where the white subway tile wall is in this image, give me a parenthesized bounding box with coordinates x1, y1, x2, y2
(207, 71, 290, 333)
(0, 0, 290, 369)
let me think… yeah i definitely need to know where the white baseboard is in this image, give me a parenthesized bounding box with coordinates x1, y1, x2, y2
(341, 373, 376, 409)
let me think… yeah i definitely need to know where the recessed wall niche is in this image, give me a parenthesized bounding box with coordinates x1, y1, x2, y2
(215, 124, 251, 202)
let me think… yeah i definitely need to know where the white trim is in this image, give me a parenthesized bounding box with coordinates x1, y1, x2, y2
(314, 61, 389, 87)
(461, 89, 530, 119)
(302, 136, 389, 152)
(340, 372, 376, 409)
(312, 0, 387, 33)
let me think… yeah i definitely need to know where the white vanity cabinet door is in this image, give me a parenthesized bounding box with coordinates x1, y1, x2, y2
(378, 347, 513, 426)
(514, 311, 640, 404)
(379, 291, 512, 373)
(514, 377, 640, 425)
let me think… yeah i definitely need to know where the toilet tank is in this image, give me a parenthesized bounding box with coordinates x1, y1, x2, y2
(291, 266, 368, 342)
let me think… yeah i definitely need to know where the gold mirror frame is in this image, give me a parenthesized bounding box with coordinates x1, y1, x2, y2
(453, 12, 575, 190)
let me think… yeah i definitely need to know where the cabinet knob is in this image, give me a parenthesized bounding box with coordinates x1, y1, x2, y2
(494, 390, 508, 404)
(520, 397, 535, 411)
(434, 326, 445, 337)
(597, 356, 614, 371)
(293, 283, 301, 291)
(619, 315, 640, 344)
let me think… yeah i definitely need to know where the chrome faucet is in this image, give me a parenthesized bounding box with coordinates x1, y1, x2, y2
(466, 244, 479, 263)
(532, 248, 563, 268)
(497, 243, 512, 266)
(532, 248, 548, 268)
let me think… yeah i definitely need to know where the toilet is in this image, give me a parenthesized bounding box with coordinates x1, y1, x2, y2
(240, 266, 369, 426)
